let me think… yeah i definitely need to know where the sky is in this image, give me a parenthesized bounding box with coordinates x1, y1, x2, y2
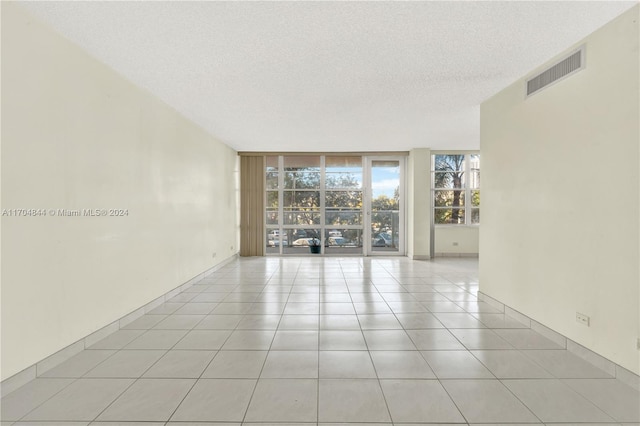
(372, 166, 400, 199)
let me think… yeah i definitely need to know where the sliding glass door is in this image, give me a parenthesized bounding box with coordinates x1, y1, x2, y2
(366, 158, 404, 255)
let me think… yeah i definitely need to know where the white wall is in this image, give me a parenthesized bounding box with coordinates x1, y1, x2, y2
(435, 226, 479, 256)
(480, 6, 639, 374)
(1, 3, 239, 380)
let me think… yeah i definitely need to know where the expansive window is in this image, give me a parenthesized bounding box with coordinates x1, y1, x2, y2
(324, 156, 364, 254)
(265, 155, 364, 255)
(432, 153, 480, 225)
(283, 156, 321, 227)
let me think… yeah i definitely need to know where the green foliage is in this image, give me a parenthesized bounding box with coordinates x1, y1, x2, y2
(278, 169, 364, 226)
(371, 194, 398, 211)
(371, 194, 399, 246)
(472, 190, 480, 207)
(267, 162, 402, 244)
(434, 155, 465, 224)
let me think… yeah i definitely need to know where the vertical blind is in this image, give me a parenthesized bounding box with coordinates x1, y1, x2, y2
(240, 155, 265, 256)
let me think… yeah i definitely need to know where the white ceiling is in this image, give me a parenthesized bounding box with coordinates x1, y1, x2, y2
(19, 1, 637, 152)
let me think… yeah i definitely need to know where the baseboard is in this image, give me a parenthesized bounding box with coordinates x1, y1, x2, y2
(411, 254, 431, 260)
(434, 252, 479, 258)
(478, 291, 640, 391)
(0, 253, 239, 397)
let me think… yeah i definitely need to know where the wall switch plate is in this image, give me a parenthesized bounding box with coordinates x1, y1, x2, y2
(576, 312, 590, 326)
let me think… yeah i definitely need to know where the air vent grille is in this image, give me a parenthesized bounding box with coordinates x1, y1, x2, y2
(526, 47, 584, 97)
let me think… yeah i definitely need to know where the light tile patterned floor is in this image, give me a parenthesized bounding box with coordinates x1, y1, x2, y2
(2, 257, 639, 425)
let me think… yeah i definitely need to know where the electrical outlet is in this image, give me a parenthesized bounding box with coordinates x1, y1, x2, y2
(230, 245, 234, 251)
(452, 242, 459, 246)
(637, 338, 640, 350)
(576, 312, 590, 326)
(212, 252, 217, 258)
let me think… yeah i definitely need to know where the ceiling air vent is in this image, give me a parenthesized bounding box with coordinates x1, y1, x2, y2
(526, 46, 585, 97)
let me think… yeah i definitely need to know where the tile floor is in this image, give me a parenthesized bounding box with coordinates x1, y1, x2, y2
(2, 257, 639, 425)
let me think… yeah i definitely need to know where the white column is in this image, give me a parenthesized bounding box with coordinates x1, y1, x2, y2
(407, 148, 431, 260)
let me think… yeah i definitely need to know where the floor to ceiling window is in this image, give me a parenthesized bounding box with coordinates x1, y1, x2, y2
(265, 155, 404, 256)
(432, 153, 480, 225)
(324, 156, 364, 255)
(430, 152, 480, 257)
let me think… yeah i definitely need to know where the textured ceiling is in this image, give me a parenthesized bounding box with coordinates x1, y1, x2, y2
(19, 1, 637, 152)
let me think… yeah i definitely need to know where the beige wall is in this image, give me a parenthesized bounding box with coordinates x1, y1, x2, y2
(480, 6, 639, 374)
(1, 4, 239, 380)
(435, 226, 479, 256)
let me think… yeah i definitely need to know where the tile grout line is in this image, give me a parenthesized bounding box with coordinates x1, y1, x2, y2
(89, 264, 240, 423)
(5, 257, 636, 424)
(316, 260, 327, 424)
(167, 264, 279, 423)
(163, 281, 243, 420)
(239, 259, 299, 424)
(88, 270, 226, 423)
(10, 377, 80, 422)
(9, 268, 228, 423)
(349, 258, 396, 424)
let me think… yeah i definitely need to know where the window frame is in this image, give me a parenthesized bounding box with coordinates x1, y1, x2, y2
(431, 152, 480, 226)
(265, 155, 365, 255)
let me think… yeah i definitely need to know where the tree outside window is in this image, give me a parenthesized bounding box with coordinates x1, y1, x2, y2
(433, 154, 479, 225)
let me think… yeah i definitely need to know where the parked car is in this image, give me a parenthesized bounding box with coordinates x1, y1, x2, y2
(267, 239, 288, 247)
(267, 230, 288, 247)
(372, 233, 392, 247)
(326, 236, 347, 246)
(292, 230, 308, 239)
(267, 230, 281, 240)
(292, 238, 321, 247)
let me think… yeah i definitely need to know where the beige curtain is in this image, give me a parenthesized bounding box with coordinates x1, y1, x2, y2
(240, 155, 265, 256)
